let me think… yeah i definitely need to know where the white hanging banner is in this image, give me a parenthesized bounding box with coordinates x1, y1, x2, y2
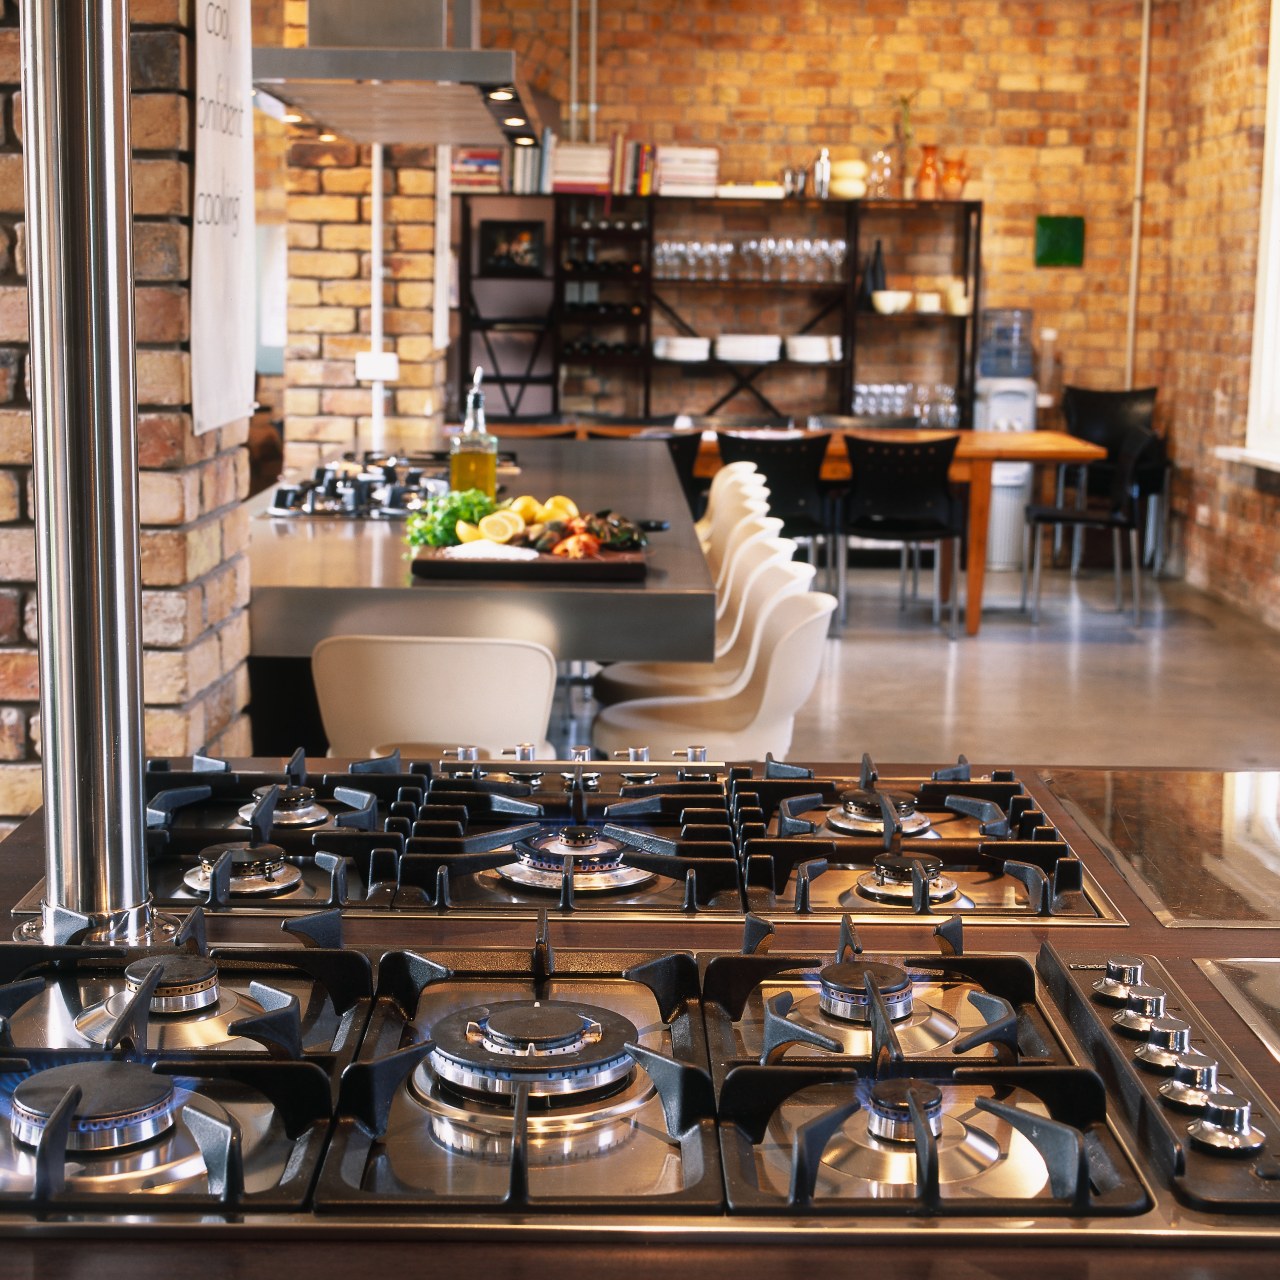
(191, 0, 256, 435)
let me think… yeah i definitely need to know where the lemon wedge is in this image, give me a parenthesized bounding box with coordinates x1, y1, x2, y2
(478, 510, 524, 543)
(455, 519, 483, 543)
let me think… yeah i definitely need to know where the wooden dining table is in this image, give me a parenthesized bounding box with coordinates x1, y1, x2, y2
(802, 427, 1108, 634)
(540, 424, 1106, 636)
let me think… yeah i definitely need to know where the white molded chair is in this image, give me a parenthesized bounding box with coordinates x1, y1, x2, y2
(312, 635, 558, 759)
(705, 483, 772, 581)
(695, 460, 767, 548)
(593, 558, 814, 707)
(714, 536, 798, 650)
(591, 590, 838, 761)
(713, 514, 783, 597)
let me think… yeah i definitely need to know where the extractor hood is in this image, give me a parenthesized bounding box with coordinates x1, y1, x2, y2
(253, 0, 548, 147)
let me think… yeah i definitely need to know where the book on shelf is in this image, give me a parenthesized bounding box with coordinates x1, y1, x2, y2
(655, 145, 719, 196)
(551, 141, 613, 193)
(451, 146, 504, 192)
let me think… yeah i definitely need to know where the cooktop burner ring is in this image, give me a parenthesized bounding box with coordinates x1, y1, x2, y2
(866, 1079, 945, 1142)
(856, 853, 958, 905)
(826, 789, 933, 837)
(124, 954, 220, 1013)
(183, 844, 305, 897)
(10, 1062, 176, 1152)
(496, 828, 657, 893)
(426, 1000, 639, 1099)
(819, 961, 915, 1024)
(237, 785, 331, 828)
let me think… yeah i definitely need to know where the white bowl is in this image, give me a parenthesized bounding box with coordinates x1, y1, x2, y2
(914, 292, 943, 314)
(830, 178, 867, 200)
(871, 290, 912, 315)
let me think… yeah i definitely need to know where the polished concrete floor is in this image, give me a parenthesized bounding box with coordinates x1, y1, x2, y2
(788, 564, 1280, 769)
(567, 560, 1280, 770)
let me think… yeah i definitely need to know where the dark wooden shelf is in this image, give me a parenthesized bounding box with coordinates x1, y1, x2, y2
(458, 192, 981, 423)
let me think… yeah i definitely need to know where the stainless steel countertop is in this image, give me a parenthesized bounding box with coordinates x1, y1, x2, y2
(247, 438, 716, 662)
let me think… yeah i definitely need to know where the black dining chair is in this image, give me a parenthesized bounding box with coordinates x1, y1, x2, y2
(1057, 386, 1169, 575)
(714, 430, 834, 583)
(585, 427, 705, 517)
(838, 433, 965, 638)
(1022, 421, 1158, 625)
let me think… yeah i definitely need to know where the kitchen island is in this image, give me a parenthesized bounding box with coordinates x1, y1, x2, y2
(246, 438, 715, 752)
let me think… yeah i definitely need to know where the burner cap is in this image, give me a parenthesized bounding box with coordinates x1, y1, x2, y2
(124, 954, 220, 1013)
(238, 785, 330, 828)
(484, 1002, 591, 1053)
(841, 789, 917, 820)
(183, 843, 303, 897)
(819, 960, 914, 1023)
(11, 1062, 176, 1152)
(857, 853, 957, 906)
(874, 852, 944, 883)
(495, 828, 656, 894)
(866, 1078, 944, 1142)
(826, 788, 933, 837)
(428, 1000, 639, 1100)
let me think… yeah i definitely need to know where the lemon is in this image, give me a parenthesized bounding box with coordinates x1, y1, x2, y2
(509, 494, 541, 523)
(544, 494, 579, 519)
(478, 510, 524, 543)
(455, 519, 483, 543)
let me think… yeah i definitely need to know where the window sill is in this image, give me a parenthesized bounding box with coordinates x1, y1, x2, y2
(1215, 445, 1280, 474)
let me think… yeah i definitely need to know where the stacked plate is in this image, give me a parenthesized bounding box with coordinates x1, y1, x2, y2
(785, 335, 843, 363)
(653, 336, 711, 362)
(714, 334, 782, 363)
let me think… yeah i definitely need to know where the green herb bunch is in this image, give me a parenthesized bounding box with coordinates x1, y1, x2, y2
(404, 489, 497, 548)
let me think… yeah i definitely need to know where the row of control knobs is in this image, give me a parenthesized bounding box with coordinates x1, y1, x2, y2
(1094, 955, 1266, 1154)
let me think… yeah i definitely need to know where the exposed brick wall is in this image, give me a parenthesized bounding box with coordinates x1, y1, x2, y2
(1156, 0, 1280, 628)
(484, 0, 1170, 407)
(0, 0, 255, 833)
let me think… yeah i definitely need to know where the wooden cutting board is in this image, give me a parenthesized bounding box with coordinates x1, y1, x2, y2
(410, 548, 648, 581)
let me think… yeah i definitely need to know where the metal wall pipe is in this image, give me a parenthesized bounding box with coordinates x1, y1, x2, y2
(19, 0, 166, 943)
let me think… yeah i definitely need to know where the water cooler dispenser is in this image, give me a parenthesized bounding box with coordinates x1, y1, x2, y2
(975, 309, 1037, 570)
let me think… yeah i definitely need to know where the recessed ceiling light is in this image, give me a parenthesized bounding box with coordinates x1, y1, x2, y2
(283, 112, 303, 124)
(514, 136, 535, 146)
(488, 88, 515, 101)
(503, 116, 526, 127)
(318, 132, 337, 142)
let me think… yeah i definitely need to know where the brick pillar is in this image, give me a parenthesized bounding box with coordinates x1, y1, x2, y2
(0, 0, 254, 836)
(283, 138, 447, 473)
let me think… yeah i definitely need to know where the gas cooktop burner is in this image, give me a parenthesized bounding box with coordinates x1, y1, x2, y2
(496, 828, 657, 893)
(866, 1079, 945, 1141)
(10, 1062, 176, 1152)
(810, 1081, 1052, 1200)
(183, 843, 304, 897)
(421, 1000, 639, 1101)
(826, 789, 933, 837)
(856, 852, 958, 905)
(237, 785, 330, 828)
(819, 961, 915, 1024)
(72, 954, 270, 1050)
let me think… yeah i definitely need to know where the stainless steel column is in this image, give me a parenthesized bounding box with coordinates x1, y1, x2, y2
(19, 0, 171, 943)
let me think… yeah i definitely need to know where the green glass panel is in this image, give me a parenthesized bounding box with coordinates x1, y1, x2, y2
(1034, 215, 1085, 268)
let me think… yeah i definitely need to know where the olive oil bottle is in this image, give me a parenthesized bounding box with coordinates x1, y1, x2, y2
(450, 366, 497, 497)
